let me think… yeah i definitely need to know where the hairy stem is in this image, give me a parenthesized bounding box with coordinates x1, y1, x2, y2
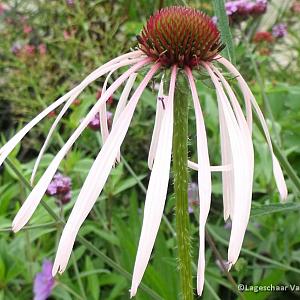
(173, 73, 193, 300)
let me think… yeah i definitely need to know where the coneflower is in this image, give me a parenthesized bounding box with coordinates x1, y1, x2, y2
(0, 6, 287, 298)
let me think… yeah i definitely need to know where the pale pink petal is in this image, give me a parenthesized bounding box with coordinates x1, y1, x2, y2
(1, 52, 143, 169)
(217, 56, 287, 201)
(98, 68, 115, 144)
(52, 63, 161, 276)
(211, 65, 254, 265)
(0, 93, 70, 167)
(214, 55, 252, 133)
(30, 58, 141, 185)
(130, 66, 177, 298)
(187, 160, 232, 172)
(148, 77, 165, 170)
(113, 73, 138, 162)
(205, 63, 254, 267)
(185, 67, 211, 296)
(219, 109, 234, 221)
(12, 58, 151, 233)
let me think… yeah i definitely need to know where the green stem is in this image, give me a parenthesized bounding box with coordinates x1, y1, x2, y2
(173, 73, 193, 300)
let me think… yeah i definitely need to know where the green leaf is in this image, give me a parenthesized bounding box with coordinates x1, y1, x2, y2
(85, 256, 100, 300)
(251, 203, 300, 217)
(213, 0, 236, 63)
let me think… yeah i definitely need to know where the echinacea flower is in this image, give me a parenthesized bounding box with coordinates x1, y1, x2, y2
(0, 6, 287, 297)
(33, 260, 55, 300)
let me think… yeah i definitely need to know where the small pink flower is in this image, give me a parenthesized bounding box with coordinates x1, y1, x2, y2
(63, 29, 76, 40)
(63, 30, 71, 39)
(253, 31, 274, 43)
(0, 3, 9, 15)
(47, 111, 56, 118)
(38, 44, 47, 55)
(291, 1, 300, 13)
(72, 99, 81, 106)
(23, 24, 32, 34)
(23, 44, 35, 56)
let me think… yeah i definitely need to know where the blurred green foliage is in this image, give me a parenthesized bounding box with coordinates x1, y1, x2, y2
(0, 0, 300, 299)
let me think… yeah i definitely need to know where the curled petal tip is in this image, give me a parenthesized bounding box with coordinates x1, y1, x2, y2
(52, 263, 64, 277)
(227, 261, 233, 271)
(129, 287, 137, 298)
(11, 225, 19, 233)
(11, 219, 22, 233)
(51, 265, 58, 277)
(197, 286, 204, 296)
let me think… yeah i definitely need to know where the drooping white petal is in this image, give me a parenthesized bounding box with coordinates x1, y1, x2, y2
(12, 58, 152, 233)
(30, 57, 142, 185)
(1, 50, 143, 172)
(214, 56, 252, 133)
(217, 56, 287, 201)
(212, 64, 255, 218)
(219, 110, 234, 221)
(212, 65, 254, 265)
(188, 161, 232, 173)
(99, 68, 115, 144)
(185, 67, 211, 296)
(52, 63, 161, 276)
(148, 77, 166, 170)
(113, 73, 138, 162)
(205, 63, 254, 267)
(130, 66, 177, 298)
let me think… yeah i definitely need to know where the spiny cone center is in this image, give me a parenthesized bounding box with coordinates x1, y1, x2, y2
(137, 6, 224, 68)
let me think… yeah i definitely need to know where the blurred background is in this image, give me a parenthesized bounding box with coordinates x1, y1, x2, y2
(0, 0, 300, 299)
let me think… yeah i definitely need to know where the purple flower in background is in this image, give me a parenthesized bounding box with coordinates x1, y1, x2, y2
(47, 173, 72, 204)
(188, 182, 199, 213)
(66, 0, 74, 5)
(88, 111, 113, 131)
(252, 0, 267, 14)
(225, 1, 239, 15)
(226, 0, 267, 19)
(33, 260, 55, 300)
(272, 23, 287, 38)
(11, 42, 22, 55)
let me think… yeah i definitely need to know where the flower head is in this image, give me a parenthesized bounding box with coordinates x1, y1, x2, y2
(46, 173, 72, 204)
(226, 0, 267, 20)
(11, 42, 22, 55)
(38, 44, 47, 56)
(272, 23, 288, 38)
(291, 1, 300, 13)
(137, 6, 224, 67)
(87, 111, 113, 131)
(253, 31, 274, 43)
(1, 5, 287, 298)
(33, 260, 55, 300)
